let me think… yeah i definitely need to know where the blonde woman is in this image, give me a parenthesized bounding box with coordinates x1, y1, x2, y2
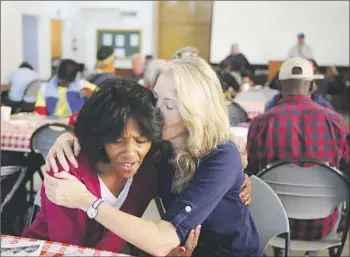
(43, 57, 260, 257)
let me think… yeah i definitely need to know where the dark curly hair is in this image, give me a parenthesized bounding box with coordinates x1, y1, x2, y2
(74, 78, 163, 164)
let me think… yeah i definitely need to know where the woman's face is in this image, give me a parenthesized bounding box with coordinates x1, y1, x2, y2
(104, 118, 151, 179)
(153, 74, 186, 145)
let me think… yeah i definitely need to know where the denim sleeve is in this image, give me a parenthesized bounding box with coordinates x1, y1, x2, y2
(163, 142, 244, 244)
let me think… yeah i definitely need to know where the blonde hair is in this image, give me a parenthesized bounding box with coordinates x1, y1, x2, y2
(163, 57, 247, 193)
(143, 59, 168, 89)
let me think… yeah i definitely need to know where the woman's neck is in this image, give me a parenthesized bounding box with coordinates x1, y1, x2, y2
(96, 162, 127, 197)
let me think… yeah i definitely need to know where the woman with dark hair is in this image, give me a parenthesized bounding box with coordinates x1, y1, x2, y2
(24, 79, 177, 253)
(34, 59, 96, 117)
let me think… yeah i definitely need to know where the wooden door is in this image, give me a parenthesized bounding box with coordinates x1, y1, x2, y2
(50, 19, 62, 58)
(158, 1, 213, 61)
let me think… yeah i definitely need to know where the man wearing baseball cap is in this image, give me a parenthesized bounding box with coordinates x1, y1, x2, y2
(288, 33, 313, 59)
(246, 57, 349, 257)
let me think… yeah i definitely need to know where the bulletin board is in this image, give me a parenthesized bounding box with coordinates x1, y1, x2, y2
(96, 29, 142, 59)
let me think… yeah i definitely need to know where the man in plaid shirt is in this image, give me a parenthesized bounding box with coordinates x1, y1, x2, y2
(246, 58, 349, 257)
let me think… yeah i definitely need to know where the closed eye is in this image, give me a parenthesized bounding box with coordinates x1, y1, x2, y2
(136, 137, 149, 144)
(166, 104, 174, 110)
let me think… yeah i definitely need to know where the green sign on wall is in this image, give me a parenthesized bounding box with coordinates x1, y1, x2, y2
(96, 29, 142, 59)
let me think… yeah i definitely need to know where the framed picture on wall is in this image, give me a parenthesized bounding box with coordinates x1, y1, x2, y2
(96, 29, 142, 59)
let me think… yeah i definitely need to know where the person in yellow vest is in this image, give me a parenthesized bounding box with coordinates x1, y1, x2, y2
(85, 46, 118, 91)
(35, 59, 96, 118)
(94, 46, 116, 74)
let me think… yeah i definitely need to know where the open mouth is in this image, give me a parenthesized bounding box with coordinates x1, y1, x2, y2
(117, 162, 138, 173)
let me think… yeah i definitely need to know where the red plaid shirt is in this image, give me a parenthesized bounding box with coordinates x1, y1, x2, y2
(246, 95, 349, 240)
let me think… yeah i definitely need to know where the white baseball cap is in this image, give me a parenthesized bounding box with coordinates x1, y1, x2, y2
(279, 57, 324, 81)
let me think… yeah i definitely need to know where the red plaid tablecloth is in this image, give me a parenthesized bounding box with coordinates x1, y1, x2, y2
(1, 235, 130, 256)
(1, 120, 38, 152)
(1, 116, 68, 153)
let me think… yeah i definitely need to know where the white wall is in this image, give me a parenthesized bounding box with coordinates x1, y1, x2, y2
(76, 1, 156, 69)
(211, 1, 350, 66)
(1, 1, 75, 82)
(22, 15, 39, 71)
(1, 1, 22, 82)
(1, 1, 156, 82)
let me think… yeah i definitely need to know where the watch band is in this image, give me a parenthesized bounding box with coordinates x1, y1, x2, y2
(92, 198, 104, 210)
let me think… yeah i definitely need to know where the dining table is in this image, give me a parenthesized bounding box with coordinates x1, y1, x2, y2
(1, 113, 69, 153)
(233, 85, 278, 119)
(1, 234, 132, 256)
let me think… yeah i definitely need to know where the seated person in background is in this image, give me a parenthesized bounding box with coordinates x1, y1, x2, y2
(217, 71, 248, 126)
(94, 46, 116, 74)
(144, 54, 154, 71)
(172, 46, 199, 59)
(220, 43, 254, 78)
(246, 58, 349, 257)
(323, 66, 346, 96)
(131, 54, 144, 82)
(217, 70, 240, 100)
(308, 59, 346, 97)
(35, 59, 96, 117)
(85, 46, 118, 88)
(5, 62, 38, 111)
(266, 59, 333, 111)
(68, 86, 99, 127)
(142, 59, 168, 91)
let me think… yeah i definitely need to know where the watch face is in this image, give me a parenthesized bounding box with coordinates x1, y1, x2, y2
(87, 207, 97, 219)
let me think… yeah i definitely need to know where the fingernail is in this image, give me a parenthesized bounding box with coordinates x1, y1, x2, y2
(191, 229, 195, 234)
(197, 225, 201, 231)
(239, 193, 244, 198)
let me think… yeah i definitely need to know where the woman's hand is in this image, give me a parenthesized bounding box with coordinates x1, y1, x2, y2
(44, 172, 95, 209)
(45, 133, 81, 173)
(240, 174, 252, 205)
(166, 225, 201, 256)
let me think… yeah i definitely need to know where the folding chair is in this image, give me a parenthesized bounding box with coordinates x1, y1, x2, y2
(249, 175, 290, 257)
(26, 123, 73, 206)
(257, 158, 350, 257)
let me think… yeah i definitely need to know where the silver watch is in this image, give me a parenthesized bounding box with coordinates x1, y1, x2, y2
(87, 198, 104, 219)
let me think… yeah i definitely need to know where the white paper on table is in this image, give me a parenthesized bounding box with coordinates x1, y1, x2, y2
(114, 48, 125, 58)
(115, 35, 125, 47)
(102, 33, 113, 46)
(1, 242, 44, 256)
(129, 34, 139, 47)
